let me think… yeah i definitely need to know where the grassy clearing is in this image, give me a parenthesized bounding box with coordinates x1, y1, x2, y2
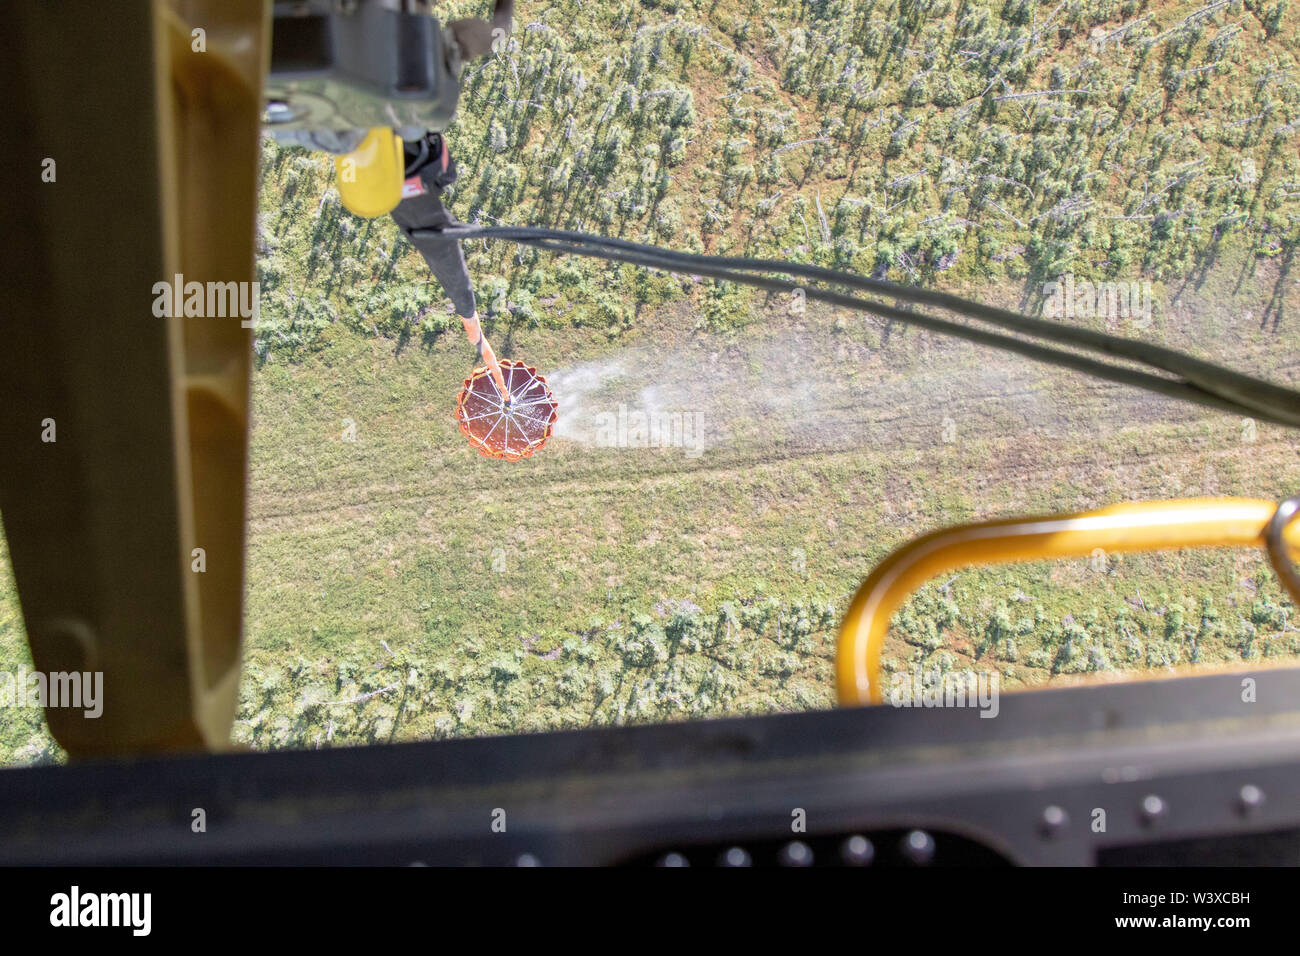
(225, 239, 1299, 750)
(1, 253, 1296, 762)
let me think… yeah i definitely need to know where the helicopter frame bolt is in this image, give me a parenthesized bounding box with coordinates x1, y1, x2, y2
(1040, 805, 1068, 838)
(1237, 784, 1264, 816)
(778, 841, 813, 867)
(840, 834, 874, 866)
(717, 846, 751, 868)
(1140, 794, 1166, 826)
(901, 829, 936, 865)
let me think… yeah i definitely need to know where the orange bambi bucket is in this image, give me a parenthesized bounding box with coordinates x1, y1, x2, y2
(455, 359, 559, 461)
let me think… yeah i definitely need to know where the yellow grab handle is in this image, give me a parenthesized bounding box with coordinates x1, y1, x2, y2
(334, 127, 405, 218)
(837, 498, 1300, 707)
